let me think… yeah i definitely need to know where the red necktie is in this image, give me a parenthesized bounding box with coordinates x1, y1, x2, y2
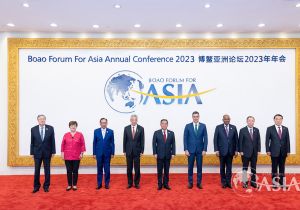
(278, 126, 282, 139)
(163, 130, 167, 142)
(132, 126, 135, 139)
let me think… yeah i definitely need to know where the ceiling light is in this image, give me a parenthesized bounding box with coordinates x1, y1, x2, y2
(22, 3, 30, 8)
(7, 23, 15, 27)
(216, 23, 223, 28)
(258, 23, 265, 28)
(92, 24, 99, 28)
(296, 3, 300, 7)
(114, 4, 121, 9)
(50, 23, 58, 27)
(134, 24, 141, 28)
(176, 24, 182, 28)
(204, 3, 210, 8)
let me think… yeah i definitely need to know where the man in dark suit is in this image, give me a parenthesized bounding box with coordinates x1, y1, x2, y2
(239, 116, 261, 188)
(30, 114, 56, 193)
(153, 119, 176, 190)
(93, 118, 115, 189)
(213, 114, 238, 189)
(123, 114, 145, 189)
(184, 111, 208, 189)
(266, 114, 290, 189)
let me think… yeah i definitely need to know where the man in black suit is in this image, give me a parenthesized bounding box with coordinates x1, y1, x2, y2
(266, 114, 290, 189)
(123, 114, 145, 189)
(152, 119, 176, 190)
(239, 116, 261, 188)
(213, 114, 238, 189)
(30, 114, 56, 193)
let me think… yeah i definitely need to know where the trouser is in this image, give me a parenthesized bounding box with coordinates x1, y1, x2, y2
(219, 154, 233, 185)
(96, 155, 111, 187)
(157, 157, 171, 187)
(271, 154, 287, 186)
(242, 154, 257, 184)
(188, 153, 203, 184)
(65, 160, 81, 186)
(34, 157, 51, 189)
(126, 154, 141, 186)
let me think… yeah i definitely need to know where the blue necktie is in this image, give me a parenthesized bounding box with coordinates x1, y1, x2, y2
(40, 127, 44, 141)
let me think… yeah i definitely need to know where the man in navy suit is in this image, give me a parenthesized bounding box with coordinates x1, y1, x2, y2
(213, 114, 238, 189)
(266, 114, 290, 189)
(30, 114, 56, 193)
(93, 118, 115, 189)
(184, 111, 208, 189)
(153, 119, 176, 190)
(239, 116, 261, 189)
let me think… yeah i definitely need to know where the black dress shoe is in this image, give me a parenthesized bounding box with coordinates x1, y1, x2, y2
(66, 186, 72, 191)
(226, 184, 232, 189)
(105, 185, 109, 189)
(96, 185, 102, 190)
(251, 183, 258, 188)
(44, 188, 49, 192)
(272, 185, 278, 189)
(222, 184, 227, 189)
(127, 185, 132, 189)
(72, 186, 78, 191)
(32, 188, 39, 193)
(158, 186, 162, 190)
(243, 183, 248, 189)
(164, 185, 171, 190)
(135, 185, 140, 189)
(188, 183, 193, 189)
(197, 183, 203, 189)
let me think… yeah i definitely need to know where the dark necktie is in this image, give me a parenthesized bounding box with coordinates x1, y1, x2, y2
(278, 126, 282, 139)
(163, 130, 167, 142)
(250, 128, 253, 140)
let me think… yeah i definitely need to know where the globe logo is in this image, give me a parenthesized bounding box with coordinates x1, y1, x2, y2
(104, 70, 145, 113)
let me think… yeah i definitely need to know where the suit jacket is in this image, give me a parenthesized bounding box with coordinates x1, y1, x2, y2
(152, 129, 176, 159)
(123, 124, 145, 156)
(93, 128, 115, 157)
(213, 124, 238, 156)
(30, 124, 56, 159)
(184, 122, 208, 154)
(239, 126, 261, 158)
(265, 125, 290, 157)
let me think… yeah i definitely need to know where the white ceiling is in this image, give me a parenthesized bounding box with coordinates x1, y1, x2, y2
(0, 0, 300, 33)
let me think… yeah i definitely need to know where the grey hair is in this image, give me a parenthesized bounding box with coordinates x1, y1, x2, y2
(130, 114, 138, 119)
(37, 114, 46, 119)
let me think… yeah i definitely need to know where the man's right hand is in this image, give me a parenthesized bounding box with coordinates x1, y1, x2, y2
(215, 151, 219, 157)
(240, 152, 244, 156)
(154, 154, 157, 159)
(93, 155, 96, 159)
(30, 155, 34, 159)
(185, 150, 190, 156)
(267, 152, 271, 156)
(123, 153, 126, 156)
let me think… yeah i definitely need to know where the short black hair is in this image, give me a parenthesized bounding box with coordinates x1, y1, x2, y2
(100, 118, 108, 123)
(192, 111, 199, 116)
(160, 119, 168, 124)
(69, 121, 78, 127)
(274, 114, 283, 119)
